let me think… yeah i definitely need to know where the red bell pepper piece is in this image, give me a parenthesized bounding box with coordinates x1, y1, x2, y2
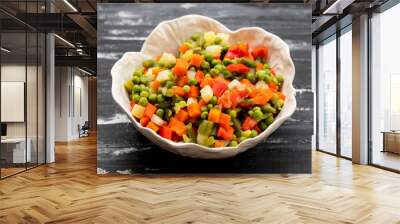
(159, 126, 173, 140)
(226, 63, 250, 73)
(217, 126, 234, 140)
(224, 43, 250, 59)
(251, 47, 268, 59)
(212, 81, 228, 97)
(242, 116, 257, 130)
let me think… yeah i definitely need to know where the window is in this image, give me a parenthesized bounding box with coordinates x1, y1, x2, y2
(370, 3, 400, 171)
(339, 28, 352, 158)
(317, 36, 337, 154)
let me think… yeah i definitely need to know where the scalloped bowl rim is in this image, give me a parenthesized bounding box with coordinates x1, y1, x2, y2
(110, 14, 296, 158)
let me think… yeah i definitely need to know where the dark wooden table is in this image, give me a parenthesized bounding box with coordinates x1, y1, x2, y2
(97, 3, 313, 173)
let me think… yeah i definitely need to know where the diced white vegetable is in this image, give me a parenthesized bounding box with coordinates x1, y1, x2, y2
(205, 45, 222, 57)
(217, 33, 229, 44)
(156, 70, 172, 82)
(228, 79, 243, 90)
(255, 80, 268, 89)
(204, 31, 216, 45)
(181, 49, 193, 62)
(187, 70, 196, 80)
(159, 53, 176, 67)
(145, 68, 155, 81)
(200, 85, 213, 103)
(131, 104, 145, 119)
(151, 114, 166, 126)
(187, 97, 198, 106)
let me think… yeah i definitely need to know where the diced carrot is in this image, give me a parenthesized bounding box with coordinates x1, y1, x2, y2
(198, 99, 207, 107)
(130, 101, 135, 110)
(253, 89, 274, 105)
(140, 116, 150, 126)
(172, 59, 189, 76)
(175, 109, 189, 123)
(212, 81, 228, 97)
(218, 93, 232, 109)
(146, 121, 159, 132)
(200, 76, 214, 88)
(277, 92, 286, 100)
(169, 117, 187, 136)
(173, 86, 186, 97)
(152, 67, 161, 76)
(242, 116, 257, 130)
(150, 80, 161, 90)
(144, 103, 157, 118)
(256, 63, 264, 71)
(179, 43, 189, 53)
(195, 71, 204, 83)
(159, 126, 173, 140)
(219, 113, 231, 129)
(187, 103, 201, 118)
(214, 140, 225, 148)
(217, 126, 234, 140)
(190, 54, 203, 68)
(240, 79, 254, 87)
(248, 87, 258, 98)
(268, 82, 278, 92)
(187, 85, 199, 98)
(208, 108, 221, 123)
(177, 75, 189, 87)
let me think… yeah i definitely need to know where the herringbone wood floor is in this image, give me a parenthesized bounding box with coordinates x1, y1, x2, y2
(1, 135, 400, 224)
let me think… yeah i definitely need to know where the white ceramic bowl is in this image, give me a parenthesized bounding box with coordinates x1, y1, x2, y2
(111, 15, 296, 159)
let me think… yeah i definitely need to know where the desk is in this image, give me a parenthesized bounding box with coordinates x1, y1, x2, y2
(1, 138, 31, 163)
(382, 131, 400, 154)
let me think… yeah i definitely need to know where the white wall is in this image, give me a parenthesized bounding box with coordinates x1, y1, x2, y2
(54, 66, 89, 141)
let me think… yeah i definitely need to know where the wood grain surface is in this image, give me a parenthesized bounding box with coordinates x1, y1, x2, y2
(97, 3, 313, 173)
(1, 135, 400, 223)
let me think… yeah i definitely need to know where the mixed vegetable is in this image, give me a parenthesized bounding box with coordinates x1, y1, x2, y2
(124, 31, 285, 148)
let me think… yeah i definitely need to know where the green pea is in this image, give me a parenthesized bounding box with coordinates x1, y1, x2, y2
(239, 136, 248, 142)
(165, 109, 173, 120)
(132, 85, 141, 93)
(248, 110, 254, 116)
(210, 96, 217, 105)
(250, 130, 258, 138)
(188, 79, 197, 85)
(265, 114, 274, 126)
(183, 85, 190, 93)
(262, 103, 276, 114)
(229, 110, 237, 118)
(203, 52, 213, 62)
(241, 130, 252, 138)
(140, 91, 149, 98)
(165, 89, 174, 97)
(191, 34, 200, 41)
(210, 68, 219, 77)
(264, 63, 270, 69)
(165, 81, 175, 89)
(259, 122, 268, 130)
(253, 106, 261, 112)
(211, 59, 221, 67)
(124, 80, 134, 92)
(222, 70, 232, 78)
(276, 75, 284, 83)
(157, 94, 164, 103)
(139, 97, 148, 106)
(142, 59, 155, 68)
(133, 68, 144, 77)
(133, 94, 140, 103)
(132, 76, 140, 84)
(201, 111, 208, 119)
(207, 104, 213, 110)
(149, 93, 157, 102)
(214, 64, 225, 72)
(139, 85, 147, 92)
(223, 58, 233, 66)
(214, 36, 223, 44)
(201, 61, 210, 70)
(256, 70, 267, 80)
(140, 76, 149, 84)
(246, 72, 256, 83)
(156, 108, 164, 118)
(229, 140, 238, 147)
(252, 110, 264, 122)
(240, 58, 256, 68)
